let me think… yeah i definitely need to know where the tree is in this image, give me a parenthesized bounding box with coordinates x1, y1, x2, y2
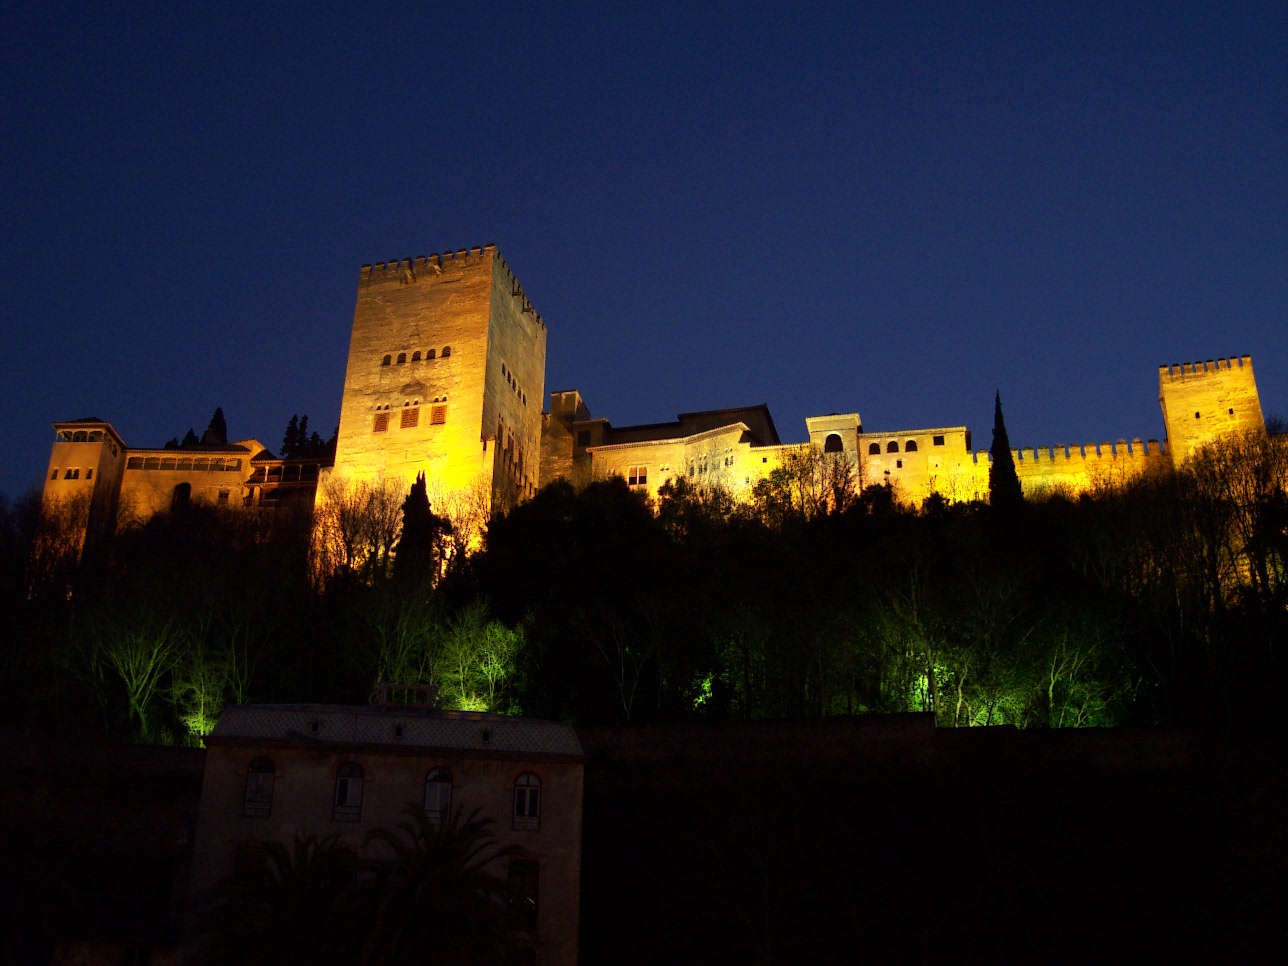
(191, 833, 360, 966)
(362, 804, 517, 966)
(989, 391, 1023, 513)
(281, 414, 300, 458)
(394, 473, 453, 586)
(202, 407, 229, 446)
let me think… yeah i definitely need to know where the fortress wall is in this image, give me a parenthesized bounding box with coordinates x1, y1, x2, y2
(330, 248, 498, 500)
(1158, 356, 1264, 464)
(1013, 438, 1169, 497)
(860, 428, 977, 505)
(485, 253, 547, 508)
(117, 451, 254, 520)
(43, 434, 128, 547)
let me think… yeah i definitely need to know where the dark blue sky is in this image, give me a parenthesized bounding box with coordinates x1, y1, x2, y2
(2, 3, 1284, 496)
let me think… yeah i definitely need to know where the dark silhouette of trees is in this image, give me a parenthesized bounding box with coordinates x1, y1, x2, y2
(394, 472, 453, 586)
(202, 407, 229, 446)
(362, 805, 517, 966)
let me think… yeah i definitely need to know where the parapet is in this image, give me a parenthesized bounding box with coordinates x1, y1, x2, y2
(357, 245, 545, 329)
(1158, 356, 1253, 380)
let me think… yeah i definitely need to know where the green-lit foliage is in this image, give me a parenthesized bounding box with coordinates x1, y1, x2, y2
(0, 428, 1284, 737)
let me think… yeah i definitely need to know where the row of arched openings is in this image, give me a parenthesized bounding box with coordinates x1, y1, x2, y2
(382, 347, 452, 366)
(242, 757, 543, 828)
(870, 440, 918, 455)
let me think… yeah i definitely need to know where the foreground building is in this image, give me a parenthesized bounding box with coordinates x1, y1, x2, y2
(42, 243, 1268, 534)
(188, 687, 584, 965)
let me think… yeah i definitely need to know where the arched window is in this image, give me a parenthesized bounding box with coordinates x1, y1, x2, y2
(441, 345, 452, 358)
(824, 433, 843, 453)
(396, 352, 407, 364)
(424, 767, 452, 825)
(381, 355, 391, 366)
(243, 757, 275, 817)
(868, 442, 881, 456)
(513, 773, 541, 830)
(426, 348, 435, 360)
(334, 762, 364, 822)
(412, 351, 421, 362)
(172, 482, 191, 509)
(72, 431, 87, 442)
(886, 441, 899, 453)
(905, 440, 918, 452)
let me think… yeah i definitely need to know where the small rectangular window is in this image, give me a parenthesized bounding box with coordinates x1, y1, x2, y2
(627, 465, 648, 486)
(64, 468, 79, 480)
(431, 405, 447, 425)
(218, 490, 230, 504)
(50, 468, 59, 480)
(85, 468, 93, 480)
(896, 459, 903, 468)
(401, 407, 420, 429)
(933, 435, 945, 446)
(373, 413, 389, 433)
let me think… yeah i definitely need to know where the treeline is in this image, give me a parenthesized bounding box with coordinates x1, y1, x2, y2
(1, 430, 1284, 742)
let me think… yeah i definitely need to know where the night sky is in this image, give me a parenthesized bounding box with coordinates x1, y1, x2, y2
(2, 3, 1284, 497)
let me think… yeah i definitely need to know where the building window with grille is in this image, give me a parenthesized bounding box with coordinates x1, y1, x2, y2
(333, 762, 364, 821)
(508, 859, 540, 932)
(401, 407, 420, 429)
(424, 767, 452, 825)
(430, 405, 447, 425)
(374, 413, 389, 433)
(513, 773, 540, 830)
(243, 757, 275, 817)
(627, 465, 648, 486)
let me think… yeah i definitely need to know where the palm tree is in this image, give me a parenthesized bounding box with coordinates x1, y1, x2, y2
(361, 804, 518, 966)
(190, 832, 360, 966)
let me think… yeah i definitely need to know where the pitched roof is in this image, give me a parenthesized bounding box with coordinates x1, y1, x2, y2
(208, 704, 583, 759)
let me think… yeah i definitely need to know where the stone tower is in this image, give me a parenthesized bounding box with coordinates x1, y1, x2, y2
(1158, 356, 1264, 464)
(328, 246, 546, 511)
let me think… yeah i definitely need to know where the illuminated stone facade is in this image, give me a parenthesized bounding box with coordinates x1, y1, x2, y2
(41, 243, 1269, 530)
(327, 246, 546, 512)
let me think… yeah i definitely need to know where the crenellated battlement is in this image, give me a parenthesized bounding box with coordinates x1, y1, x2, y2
(1159, 355, 1252, 379)
(357, 245, 545, 329)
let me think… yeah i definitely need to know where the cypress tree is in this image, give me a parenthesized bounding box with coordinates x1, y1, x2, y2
(281, 414, 300, 458)
(394, 473, 453, 584)
(201, 407, 228, 446)
(989, 391, 1023, 512)
(181, 428, 200, 448)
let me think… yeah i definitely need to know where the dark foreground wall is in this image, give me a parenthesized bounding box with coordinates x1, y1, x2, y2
(576, 717, 1286, 966)
(0, 728, 205, 964)
(2, 720, 1283, 965)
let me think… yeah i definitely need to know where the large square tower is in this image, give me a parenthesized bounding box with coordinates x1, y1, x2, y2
(329, 246, 546, 511)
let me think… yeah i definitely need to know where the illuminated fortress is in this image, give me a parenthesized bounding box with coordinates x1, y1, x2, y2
(42, 244, 1267, 537)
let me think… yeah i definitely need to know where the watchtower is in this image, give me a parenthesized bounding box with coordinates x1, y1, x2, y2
(1158, 356, 1264, 464)
(328, 246, 546, 512)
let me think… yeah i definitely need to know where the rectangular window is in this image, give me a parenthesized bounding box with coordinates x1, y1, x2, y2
(933, 435, 945, 446)
(50, 468, 58, 480)
(85, 468, 93, 480)
(64, 468, 79, 480)
(401, 407, 420, 429)
(218, 490, 230, 504)
(508, 860, 540, 932)
(373, 413, 389, 433)
(431, 405, 447, 425)
(896, 459, 903, 468)
(627, 465, 648, 486)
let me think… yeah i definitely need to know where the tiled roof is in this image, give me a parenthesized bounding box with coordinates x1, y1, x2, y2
(210, 704, 583, 758)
